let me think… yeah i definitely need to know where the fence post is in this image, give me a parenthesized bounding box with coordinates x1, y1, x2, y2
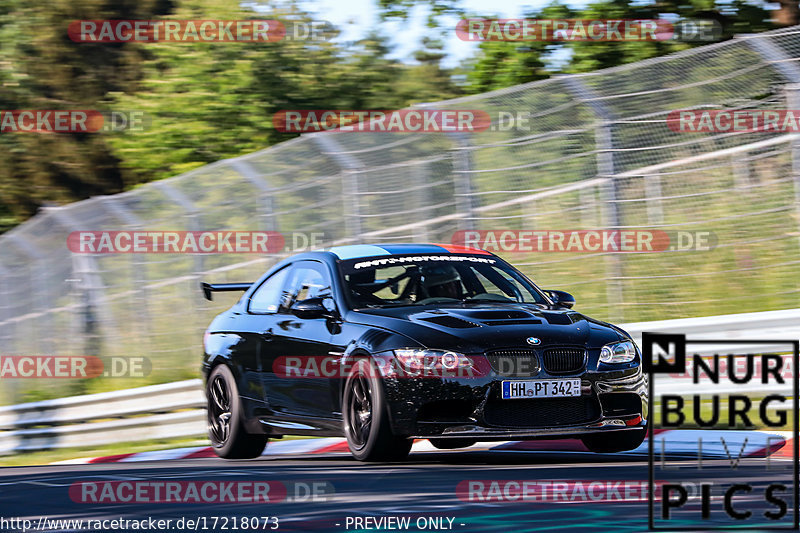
(745, 36, 800, 258)
(411, 163, 432, 242)
(100, 195, 151, 354)
(45, 206, 108, 361)
(154, 181, 206, 275)
(447, 132, 477, 232)
(229, 159, 279, 234)
(786, 84, 800, 255)
(151, 181, 209, 357)
(311, 134, 363, 241)
(562, 76, 624, 321)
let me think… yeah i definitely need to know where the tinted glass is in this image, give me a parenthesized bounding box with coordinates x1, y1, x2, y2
(339, 255, 547, 308)
(249, 267, 290, 313)
(279, 262, 332, 313)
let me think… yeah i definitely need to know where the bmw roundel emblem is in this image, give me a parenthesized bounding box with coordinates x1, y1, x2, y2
(526, 337, 541, 346)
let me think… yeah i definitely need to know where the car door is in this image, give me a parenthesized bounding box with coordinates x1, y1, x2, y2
(242, 265, 291, 405)
(260, 260, 339, 420)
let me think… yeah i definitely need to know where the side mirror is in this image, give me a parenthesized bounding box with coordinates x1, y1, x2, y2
(546, 290, 575, 309)
(290, 297, 336, 319)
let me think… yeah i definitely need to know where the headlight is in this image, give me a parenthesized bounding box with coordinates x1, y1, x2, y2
(599, 340, 637, 364)
(394, 349, 473, 371)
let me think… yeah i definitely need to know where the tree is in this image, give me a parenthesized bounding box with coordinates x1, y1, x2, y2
(109, 2, 463, 183)
(0, 0, 172, 230)
(380, 0, 777, 91)
(0, 0, 464, 229)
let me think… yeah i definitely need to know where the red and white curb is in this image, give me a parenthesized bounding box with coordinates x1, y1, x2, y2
(495, 429, 794, 458)
(51, 429, 794, 465)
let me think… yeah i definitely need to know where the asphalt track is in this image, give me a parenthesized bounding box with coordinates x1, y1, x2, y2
(0, 449, 795, 532)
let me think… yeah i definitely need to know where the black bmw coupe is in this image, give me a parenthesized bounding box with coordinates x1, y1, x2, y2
(201, 243, 647, 461)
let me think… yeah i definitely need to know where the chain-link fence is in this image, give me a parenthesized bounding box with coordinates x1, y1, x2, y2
(2, 27, 800, 404)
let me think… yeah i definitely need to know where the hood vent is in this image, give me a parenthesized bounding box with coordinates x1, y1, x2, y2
(460, 310, 532, 320)
(480, 318, 542, 326)
(540, 312, 574, 326)
(421, 316, 482, 329)
(458, 309, 542, 326)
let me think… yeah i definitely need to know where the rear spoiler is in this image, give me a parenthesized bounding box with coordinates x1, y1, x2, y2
(201, 282, 252, 301)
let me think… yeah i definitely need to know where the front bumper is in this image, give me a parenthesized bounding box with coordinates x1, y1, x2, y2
(381, 358, 648, 439)
(413, 417, 646, 440)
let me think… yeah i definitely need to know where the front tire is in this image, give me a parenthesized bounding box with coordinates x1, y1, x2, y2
(207, 365, 268, 459)
(581, 429, 646, 453)
(342, 358, 412, 462)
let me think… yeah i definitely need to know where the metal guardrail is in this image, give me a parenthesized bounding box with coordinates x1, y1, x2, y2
(0, 379, 204, 429)
(623, 308, 800, 356)
(0, 309, 798, 454)
(0, 379, 205, 455)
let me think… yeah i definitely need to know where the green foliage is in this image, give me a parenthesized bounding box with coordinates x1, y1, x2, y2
(377, 0, 464, 25)
(459, 0, 776, 92)
(0, 0, 464, 229)
(0, 0, 169, 225)
(0, 0, 782, 227)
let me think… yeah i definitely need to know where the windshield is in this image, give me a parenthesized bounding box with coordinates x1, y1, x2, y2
(339, 254, 548, 308)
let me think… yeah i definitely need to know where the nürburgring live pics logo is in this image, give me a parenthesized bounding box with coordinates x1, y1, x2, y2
(644, 332, 800, 530)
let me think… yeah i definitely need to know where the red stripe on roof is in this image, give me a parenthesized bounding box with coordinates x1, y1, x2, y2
(437, 244, 491, 255)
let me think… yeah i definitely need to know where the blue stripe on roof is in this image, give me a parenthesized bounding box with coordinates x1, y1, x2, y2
(328, 245, 392, 260)
(378, 243, 449, 255)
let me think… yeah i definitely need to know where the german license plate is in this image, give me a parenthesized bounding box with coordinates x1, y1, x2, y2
(501, 379, 581, 399)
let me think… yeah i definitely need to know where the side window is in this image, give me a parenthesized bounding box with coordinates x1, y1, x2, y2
(279, 262, 332, 313)
(248, 267, 291, 314)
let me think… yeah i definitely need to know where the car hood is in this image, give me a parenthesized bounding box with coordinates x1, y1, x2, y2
(347, 304, 628, 353)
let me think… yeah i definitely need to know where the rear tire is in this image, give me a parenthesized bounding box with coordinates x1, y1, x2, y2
(429, 438, 476, 450)
(342, 358, 412, 462)
(207, 365, 268, 459)
(581, 429, 646, 453)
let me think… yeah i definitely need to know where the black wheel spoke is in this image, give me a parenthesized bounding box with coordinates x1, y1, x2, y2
(212, 379, 228, 411)
(211, 381, 221, 409)
(208, 375, 232, 447)
(352, 380, 366, 405)
(346, 368, 374, 449)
